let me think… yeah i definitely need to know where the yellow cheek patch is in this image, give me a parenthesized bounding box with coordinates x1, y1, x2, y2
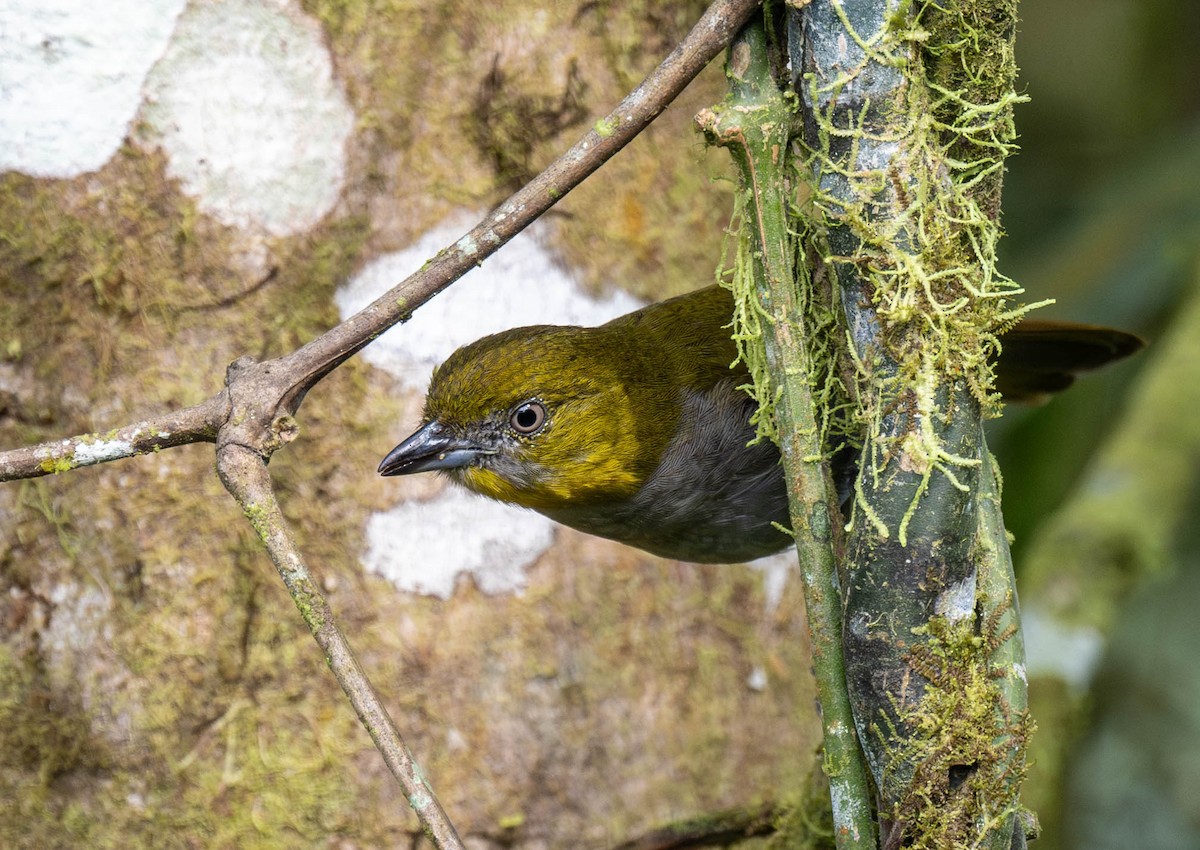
(567, 449, 643, 497)
(460, 467, 529, 506)
(461, 452, 643, 511)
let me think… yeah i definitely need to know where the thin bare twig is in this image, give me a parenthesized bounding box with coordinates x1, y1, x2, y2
(0, 1, 766, 847)
(0, 0, 762, 484)
(216, 443, 466, 848)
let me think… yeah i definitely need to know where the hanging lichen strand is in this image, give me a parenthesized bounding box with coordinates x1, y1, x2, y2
(800, 0, 1032, 454)
(789, 1, 1033, 848)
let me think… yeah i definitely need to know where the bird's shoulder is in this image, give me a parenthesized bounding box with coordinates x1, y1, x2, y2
(599, 285, 744, 391)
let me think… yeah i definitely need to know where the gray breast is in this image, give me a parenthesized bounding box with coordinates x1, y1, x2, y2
(546, 380, 792, 563)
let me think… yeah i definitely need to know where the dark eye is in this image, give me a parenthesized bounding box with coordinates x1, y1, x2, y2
(509, 400, 547, 435)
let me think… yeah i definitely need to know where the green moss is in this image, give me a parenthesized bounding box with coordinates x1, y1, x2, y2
(78, 542, 369, 848)
(771, 0, 1038, 543)
(920, 0, 1021, 221)
(880, 613, 1031, 848)
(0, 147, 256, 412)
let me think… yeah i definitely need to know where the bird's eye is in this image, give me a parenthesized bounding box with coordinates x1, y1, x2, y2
(510, 401, 547, 435)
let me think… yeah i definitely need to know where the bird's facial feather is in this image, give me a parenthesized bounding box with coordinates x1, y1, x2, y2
(424, 324, 679, 510)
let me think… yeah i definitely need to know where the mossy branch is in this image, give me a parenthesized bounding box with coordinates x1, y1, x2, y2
(698, 20, 877, 850)
(786, 0, 1031, 846)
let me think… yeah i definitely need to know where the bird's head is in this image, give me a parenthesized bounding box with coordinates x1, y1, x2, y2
(378, 324, 679, 511)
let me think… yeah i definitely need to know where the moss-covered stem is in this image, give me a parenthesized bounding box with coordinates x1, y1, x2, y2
(975, 448, 1032, 849)
(790, 0, 1029, 846)
(698, 21, 877, 849)
(216, 441, 465, 850)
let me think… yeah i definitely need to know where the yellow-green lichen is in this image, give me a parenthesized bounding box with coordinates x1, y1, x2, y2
(594, 115, 619, 137)
(286, 574, 327, 634)
(241, 502, 270, 541)
(751, 0, 1039, 540)
(38, 455, 74, 475)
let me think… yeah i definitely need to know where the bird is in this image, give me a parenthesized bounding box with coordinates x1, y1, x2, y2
(378, 285, 1142, 563)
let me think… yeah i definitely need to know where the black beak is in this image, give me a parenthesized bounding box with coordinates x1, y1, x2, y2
(378, 420, 489, 476)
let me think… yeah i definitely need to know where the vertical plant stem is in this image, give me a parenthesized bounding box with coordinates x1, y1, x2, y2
(789, 1, 1031, 846)
(698, 20, 877, 849)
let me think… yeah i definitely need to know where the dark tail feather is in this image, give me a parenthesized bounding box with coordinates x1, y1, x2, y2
(996, 319, 1144, 404)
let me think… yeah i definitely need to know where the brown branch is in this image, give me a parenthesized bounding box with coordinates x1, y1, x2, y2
(215, 441, 466, 849)
(0, 1, 766, 846)
(0, 0, 760, 483)
(0, 395, 226, 481)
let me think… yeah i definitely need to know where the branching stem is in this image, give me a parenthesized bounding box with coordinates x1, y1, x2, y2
(0, 1, 765, 844)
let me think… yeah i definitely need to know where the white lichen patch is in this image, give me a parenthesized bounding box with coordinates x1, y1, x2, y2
(934, 572, 977, 623)
(138, 0, 354, 236)
(361, 487, 556, 599)
(830, 780, 867, 838)
(0, 0, 186, 177)
(73, 439, 134, 466)
(335, 214, 644, 391)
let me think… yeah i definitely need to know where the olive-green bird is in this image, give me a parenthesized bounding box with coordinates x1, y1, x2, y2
(379, 285, 1141, 563)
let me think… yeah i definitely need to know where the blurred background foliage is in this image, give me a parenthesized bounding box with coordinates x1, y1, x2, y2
(987, 0, 1200, 847)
